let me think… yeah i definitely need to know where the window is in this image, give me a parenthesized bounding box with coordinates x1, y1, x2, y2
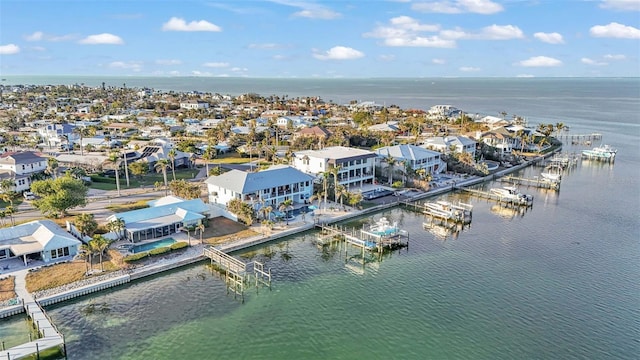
(51, 247, 70, 259)
(0, 249, 7, 259)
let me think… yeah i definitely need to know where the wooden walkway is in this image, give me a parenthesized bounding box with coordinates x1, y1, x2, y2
(455, 187, 534, 207)
(500, 175, 560, 190)
(0, 299, 65, 359)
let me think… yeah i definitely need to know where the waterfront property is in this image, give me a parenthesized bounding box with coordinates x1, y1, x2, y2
(106, 196, 210, 243)
(0, 220, 81, 266)
(375, 144, 446, 175)
(205, 165, 315, 209)
(422, 135, 477, 159)
(292, 146, 377, 188)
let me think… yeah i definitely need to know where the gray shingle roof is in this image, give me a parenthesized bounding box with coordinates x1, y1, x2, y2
(205, 165, 314, 194)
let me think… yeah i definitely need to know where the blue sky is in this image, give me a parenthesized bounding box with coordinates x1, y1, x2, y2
(1, 0, 639, 78)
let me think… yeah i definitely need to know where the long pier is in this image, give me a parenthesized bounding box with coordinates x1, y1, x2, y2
(455, 187, 534, 207)
(556, 132, 602, 144)
(500, 175, 560, 190)
(1, 297, 66, 359)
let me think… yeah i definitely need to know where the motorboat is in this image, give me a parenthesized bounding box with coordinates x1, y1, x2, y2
(582, 144, 617, 160)
(490, 186, 533, 204)
(368, 217, 399, 236)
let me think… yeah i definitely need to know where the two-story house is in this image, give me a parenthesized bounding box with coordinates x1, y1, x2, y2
(292, 146, 377, 189)
(422, 136, 477, 159)
(205, 165, 315, 209)
(0, 151, 48, 192)
(375, 144, 445, 175)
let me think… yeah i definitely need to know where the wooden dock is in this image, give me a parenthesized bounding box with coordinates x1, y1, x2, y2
(315, 223, 409, 253)
(500, 175, 560, 190)
(203, 246, 272, 302)
(1, 299, 66, 359)
(403, 200, 473, 224)
(455, 187, 534, 207)
(557, 132, 602, 145)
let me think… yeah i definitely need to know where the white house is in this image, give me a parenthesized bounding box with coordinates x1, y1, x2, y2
(0, 220, 81, 266)
(428, 105, 461, 118)
(180, 100, 210, 110)
(422, 136, 477, 158)
(292, 146, 377, 188)
(375, 144, 445, 175)
(0, 151, 48, 192)
(205, 165, 315, 209)
(37, 123, 78, 147)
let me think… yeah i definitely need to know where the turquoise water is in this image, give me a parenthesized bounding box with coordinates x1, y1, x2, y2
(1, 78, 638, 359)
(131, 238, 176, 254)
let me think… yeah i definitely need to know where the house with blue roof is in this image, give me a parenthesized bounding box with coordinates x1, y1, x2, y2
(106, 196, 210, 243)
(205, 165, 314, 209)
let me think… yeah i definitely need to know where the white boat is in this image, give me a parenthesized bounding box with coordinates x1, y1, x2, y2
(490, 186, 533, 204)
(367, 217, 399, 236)
(424, 200, 465, 220)
(582, 144, 617, 160)
(540, 164, 562, 182)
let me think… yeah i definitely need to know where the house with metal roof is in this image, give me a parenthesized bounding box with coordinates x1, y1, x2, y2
(205, 165, 314, 209)
(375, 144, 446, 174)
(0, 220, 81, 266)
(422, 136, 477, 159)
(106, 196, 209, 243)
(292, 146, 377, 188)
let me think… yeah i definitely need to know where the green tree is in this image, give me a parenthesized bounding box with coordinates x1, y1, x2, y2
(128, 161, 148, 180)
(30, 175, 89, 217)
(46, 157, 59, 179)
(90, 235, 110, 271)
(168, 179, 201, 199)
(105, 151, 122, 196)
(154, 158, 171, 196)
(75, 213, 98, 238)
(168, 148, 177, 181)
(384, 154, 396, 186)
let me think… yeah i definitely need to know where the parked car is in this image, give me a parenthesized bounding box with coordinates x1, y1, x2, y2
(23, 191, 36, 200)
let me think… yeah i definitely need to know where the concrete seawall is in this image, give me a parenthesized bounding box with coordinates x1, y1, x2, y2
(1, 150, 559, 314)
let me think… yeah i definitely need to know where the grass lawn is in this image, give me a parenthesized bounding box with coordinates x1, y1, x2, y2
(210, 151, 252, 164)
(26, 259, 121, 293)
(90, 168, 200, 191)
(201, 217, 259, 245)
(105, 199, 152, 213)
(0, 275, 16, 301)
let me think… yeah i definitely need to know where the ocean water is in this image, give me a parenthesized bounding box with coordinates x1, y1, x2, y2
(1, 78, 639, 359)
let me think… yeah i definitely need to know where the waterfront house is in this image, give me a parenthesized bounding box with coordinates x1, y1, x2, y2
(478, 127, 518, 155)
(0, 220, 81, 266)
(106, 196, 210, 243)
(422, 136, 477, 159)
(0, 151, 48, 192)
(292, 146, 377, 189)
(375, 144, 445, 175)
(205, 165, 314, 209)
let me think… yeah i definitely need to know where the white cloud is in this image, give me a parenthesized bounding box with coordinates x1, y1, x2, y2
(534, 32, 564, 44)
(156, 59, 182, 65)
(432, 58, 446, 64)
(459, 66, 480, 72)
(441, 24, 524, 40)
(590, 22, 640, 39)
(293, 9, 341, 19)
(162, 17, 222, 32)
(271, 0, 341, 19)
(516, 74, 535, 78)
(600, 0, 640, 11)
(203, 62, 230, 68)
(191, 71, 214, 77)
(581, 58, 608, 66)
(0, 44, 20, 55)
(79, 33, 124, 45)
(108, 61, 143, 71)
(313, 46, 364, 60)
(412, 0, 504, 14)
(604, 54, 626, 60)
(364, 16, 454, 48)
(25, 31, 44, 41)
(517, 56, 563, 67)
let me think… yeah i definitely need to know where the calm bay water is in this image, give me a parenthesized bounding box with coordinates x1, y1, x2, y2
(1, 78, 639, 359)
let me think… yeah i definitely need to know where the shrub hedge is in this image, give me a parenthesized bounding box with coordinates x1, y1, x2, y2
(122, 241, 189, 263)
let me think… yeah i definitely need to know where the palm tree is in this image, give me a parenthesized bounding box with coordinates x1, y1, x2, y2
(4, 206, 15, 226)
(73, 126, 90, 156)
(90, 235, 110, 272)
(154, 158, 171, 196)
(203, 146, 217, 176)
(330, 165, 341, 203)
(46, 157, 59, 179)
(110, 217, 126, 241)
(336, 185, 348, 208)
(168, 148, 177, 181)
(121, 147, 130, 187)
(75, 213, 98, 238)
(80, 243, 94, 272)
(196, 223, 205, 243)
(105, 151, 121, 196)
(384, 153, 396, 186)
(321, 170, 331, 211)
